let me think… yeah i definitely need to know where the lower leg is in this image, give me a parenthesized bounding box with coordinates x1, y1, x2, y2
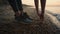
(40, 0, 46, 15)
(8, 0, 21, 16)
(8, 0, 32, 23)
(34, 0, 39, 13)
(16, 0, 23, 15)
(15, 0, 23, 16)
(40, 0, 46, 20)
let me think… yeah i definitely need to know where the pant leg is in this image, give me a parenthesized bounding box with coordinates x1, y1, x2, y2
(7, 0, 19, 12)
(16, 0, 23, 11)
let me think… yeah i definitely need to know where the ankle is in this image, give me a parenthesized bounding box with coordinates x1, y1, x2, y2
(15, 11, 22, 16)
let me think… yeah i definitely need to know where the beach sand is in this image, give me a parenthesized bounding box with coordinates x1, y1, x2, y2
(0, 0, 60, 34)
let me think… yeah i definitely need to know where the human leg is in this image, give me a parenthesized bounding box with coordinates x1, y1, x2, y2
(8, 0, 32, 23)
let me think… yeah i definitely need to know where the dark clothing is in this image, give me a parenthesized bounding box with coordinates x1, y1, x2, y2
(8, 0, 23, 12)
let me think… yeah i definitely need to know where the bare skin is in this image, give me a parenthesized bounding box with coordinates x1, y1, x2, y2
(15, 11, 21, 16)
(34, 0, 46, 21)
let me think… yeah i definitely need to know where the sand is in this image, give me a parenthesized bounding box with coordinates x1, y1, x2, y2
(0, 4, 60, 34)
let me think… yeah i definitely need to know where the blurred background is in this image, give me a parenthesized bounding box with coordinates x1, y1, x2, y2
(0, 0, 60, 34)
(0, 0, 60, 13)
(22, 0, 60, 13)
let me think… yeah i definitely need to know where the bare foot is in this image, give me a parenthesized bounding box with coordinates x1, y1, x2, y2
(37, 11, 44, 22)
